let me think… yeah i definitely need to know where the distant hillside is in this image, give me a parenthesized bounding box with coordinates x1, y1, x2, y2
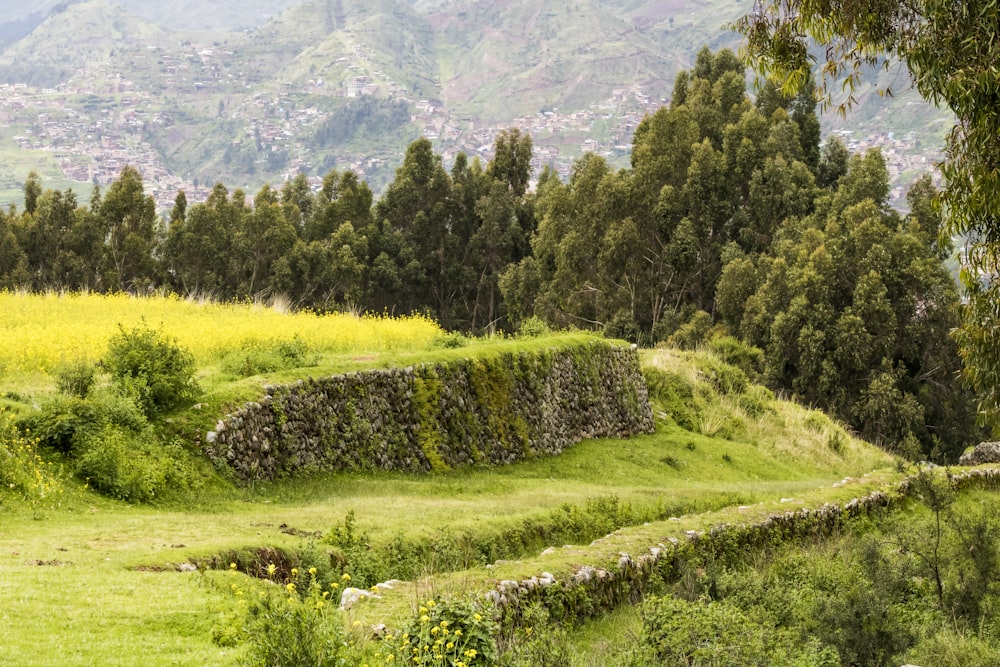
(0, 0, 951, 204)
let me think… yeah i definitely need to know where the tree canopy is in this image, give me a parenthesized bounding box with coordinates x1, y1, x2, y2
(735, 1, 1000, 426)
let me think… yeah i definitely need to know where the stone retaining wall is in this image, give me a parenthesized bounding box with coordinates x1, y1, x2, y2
(205, 341, 654, 482)
(490, 467, 1000, 626)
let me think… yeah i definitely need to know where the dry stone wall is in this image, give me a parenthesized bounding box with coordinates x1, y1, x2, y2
(204, 341, 653, 482)
(488, 467, 1000, 628)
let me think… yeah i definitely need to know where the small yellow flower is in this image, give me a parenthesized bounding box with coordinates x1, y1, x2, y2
(286, 582, 296, 592)
(473, 613, 482, 622)
(464, 649, 477, 658)
(454, 629, 463, 636)
(341, 573, 351, 581)
(420, 615, 430, 623)
(229, 562, 237, 570)
(426, 600, 436, 607)
(431, 626, 439, 635)
(308, 567, 317, 575)
(419, 606, 428, 614)
(291, 568, 299, 576)
(266, 563, 277, 576)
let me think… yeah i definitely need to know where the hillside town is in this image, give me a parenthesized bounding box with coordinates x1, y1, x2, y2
(0, 34, 943, 212)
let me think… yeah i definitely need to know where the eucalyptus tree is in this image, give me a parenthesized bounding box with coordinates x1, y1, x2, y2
(736, 0, 1000, 425)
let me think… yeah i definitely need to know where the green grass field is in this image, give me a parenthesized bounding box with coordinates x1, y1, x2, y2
(0, 293, 907, 665)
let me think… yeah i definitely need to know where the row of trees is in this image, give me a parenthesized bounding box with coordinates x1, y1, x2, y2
(0, 47, 980, 460)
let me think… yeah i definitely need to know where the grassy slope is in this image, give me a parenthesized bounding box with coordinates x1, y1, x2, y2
(0, 337, 897, 665)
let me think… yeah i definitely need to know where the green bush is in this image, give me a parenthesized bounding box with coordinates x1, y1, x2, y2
(666, 310, 715, 350)
(502, 604, 571, 667)
(737, 385, 775, 418)
(74, 425, 168, 502)
(517, 316, 551, 339)
(382, 597, 498, 667)
(0, 414, 65, 508)
(104, 322, 200, 418)
(707, 336, 763, 378)
(53, 357, 97, 398)
(20, 390, 148, 454)
(692, 354, 749, 396)
(219, 335, 318, 378)
(234, 570, 354, 667)
(631, 595, 838, 666)
(431, 331, 471, 349)
(643, 367, 698, 431)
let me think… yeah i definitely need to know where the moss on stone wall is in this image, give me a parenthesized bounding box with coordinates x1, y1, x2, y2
(205, 341, 653, 482)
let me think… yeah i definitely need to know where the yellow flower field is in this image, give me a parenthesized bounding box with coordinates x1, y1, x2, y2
(0, 292, 443, 377)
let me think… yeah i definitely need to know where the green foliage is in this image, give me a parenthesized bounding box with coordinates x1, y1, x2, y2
(738, 0, 1000, 430)
(642, 367, 698, 431)
(501, 604, 572, 667)
(219, 335, 318, 378)
(706, 336, 763, 379)
(70, 411, 201, 503)
(53, 357, 97, 399)
(104, 322, 201, 418)
(629, 594, 838, 666)
(666, 311, 715, 350)
(74, 425, 170, 502)
(718, 160, 979, 459)
(0, 413, 65, 509)
(382, 597, 498, 667)
(233, 569, 354, 667)
(431, 332, 471, 349)
(516, 316, 550, 339)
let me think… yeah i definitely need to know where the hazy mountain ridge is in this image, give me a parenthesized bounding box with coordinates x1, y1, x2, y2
(0, 0, 948, 207)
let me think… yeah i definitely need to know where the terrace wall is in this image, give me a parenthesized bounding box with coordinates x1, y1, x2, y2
(205, 341, 654, 482)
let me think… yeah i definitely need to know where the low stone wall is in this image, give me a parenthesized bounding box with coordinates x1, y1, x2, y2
(489, 467, 1000, 626)
(205, 341, 654, 482)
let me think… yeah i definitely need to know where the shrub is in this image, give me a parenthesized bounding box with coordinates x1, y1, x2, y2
(0, 414, 65, 508)
(219, 335, 318, 378)
(104, 322, 200, 418)
(20, 389, 147, 455)
(692, 354, 749, 396)
(18, 395, 98, 454)
(53, 357, 97, 398)
(431, 331, 470, 349)
(666, 310, 715, 350)
(381, 597, 498, 667)
(631, 595, 837, 666)
(502, 604, 571, 667)
(517, 316, 550, 339)
(74, 425, 168, 502)
(643, 367, 698, 431)
(234, 569, 354, 667)
(737, 385, 775, 418)
(707, 336, 764, 378)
